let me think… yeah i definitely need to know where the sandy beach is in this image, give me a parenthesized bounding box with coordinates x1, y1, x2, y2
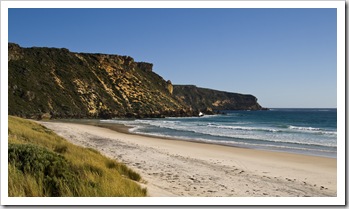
(38, 121, 336, 197)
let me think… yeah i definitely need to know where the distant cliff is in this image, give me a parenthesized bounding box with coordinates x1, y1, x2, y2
(8, 43, 266, 119)
(173, 85, 267, 113)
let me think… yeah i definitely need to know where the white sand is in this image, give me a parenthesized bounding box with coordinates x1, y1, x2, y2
(38, 121, 336, 197)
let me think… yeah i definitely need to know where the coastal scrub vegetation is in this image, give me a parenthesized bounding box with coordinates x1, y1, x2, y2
(8, 116, 147, 197)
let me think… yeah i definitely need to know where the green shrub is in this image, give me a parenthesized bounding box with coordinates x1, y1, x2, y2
(8, 143, 77, 196)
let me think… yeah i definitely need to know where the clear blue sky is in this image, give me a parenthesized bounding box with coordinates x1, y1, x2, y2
(8, 8, 337, 108)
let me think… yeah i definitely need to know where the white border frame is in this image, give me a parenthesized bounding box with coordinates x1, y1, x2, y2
(1, 0, 345, 206)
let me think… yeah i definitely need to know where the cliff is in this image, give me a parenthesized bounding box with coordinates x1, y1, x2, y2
(8, 43, 191, 119)
(173, 85, 267, 114)
(8, 43, 266, 119)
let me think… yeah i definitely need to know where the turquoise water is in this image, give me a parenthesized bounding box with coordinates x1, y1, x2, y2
(102, 108, 337, 158)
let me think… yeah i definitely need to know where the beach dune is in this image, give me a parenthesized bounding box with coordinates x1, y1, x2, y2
(38, 121, 336, 197)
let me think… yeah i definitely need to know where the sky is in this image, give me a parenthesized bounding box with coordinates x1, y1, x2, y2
(8, 8, 337, 108)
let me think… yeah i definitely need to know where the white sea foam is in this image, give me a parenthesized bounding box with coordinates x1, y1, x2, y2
(129, 131, 336, 157)
(289, 125, 321, 131)
(288, 125, 337, 135)
(103, 119, 336, 147)
(128, 122, 336, 148)
(100, 109, 337, 158)
(208, 124, 279, 133)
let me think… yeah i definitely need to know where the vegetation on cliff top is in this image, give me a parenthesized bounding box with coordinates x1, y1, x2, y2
(8, 116, 147, 197)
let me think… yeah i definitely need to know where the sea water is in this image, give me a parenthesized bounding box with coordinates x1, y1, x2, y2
(101, 108, 337, 158)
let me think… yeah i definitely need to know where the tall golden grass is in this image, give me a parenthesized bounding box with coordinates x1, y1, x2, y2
(8, 116, 147, 197)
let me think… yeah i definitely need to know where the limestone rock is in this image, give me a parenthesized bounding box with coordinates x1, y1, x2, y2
(166, 80, 173, 95)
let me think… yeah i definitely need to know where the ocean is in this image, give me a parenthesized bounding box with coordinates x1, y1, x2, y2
(101, 108, 337, 158)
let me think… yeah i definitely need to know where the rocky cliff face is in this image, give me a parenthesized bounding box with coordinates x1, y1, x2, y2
(173, 85, 267, 114)
(8, 43, 191, 119)
(8, 43, 266, 119)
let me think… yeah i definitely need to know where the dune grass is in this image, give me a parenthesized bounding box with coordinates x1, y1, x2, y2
(8, 116, 147, 197)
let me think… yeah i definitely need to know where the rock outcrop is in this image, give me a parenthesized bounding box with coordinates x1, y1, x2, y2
(166, 80, 173, 95)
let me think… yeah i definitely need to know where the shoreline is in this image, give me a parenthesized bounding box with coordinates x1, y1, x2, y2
(52, 118, 336, 159)
(37, 120, 337, 197)
(98, 122, 337, 159)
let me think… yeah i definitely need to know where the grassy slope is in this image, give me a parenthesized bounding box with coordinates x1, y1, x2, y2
(8, 116, 147, 197)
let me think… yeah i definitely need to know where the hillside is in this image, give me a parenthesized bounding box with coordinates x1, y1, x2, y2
(8, 43, 192, 119)
(8, 43, 266, 119)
